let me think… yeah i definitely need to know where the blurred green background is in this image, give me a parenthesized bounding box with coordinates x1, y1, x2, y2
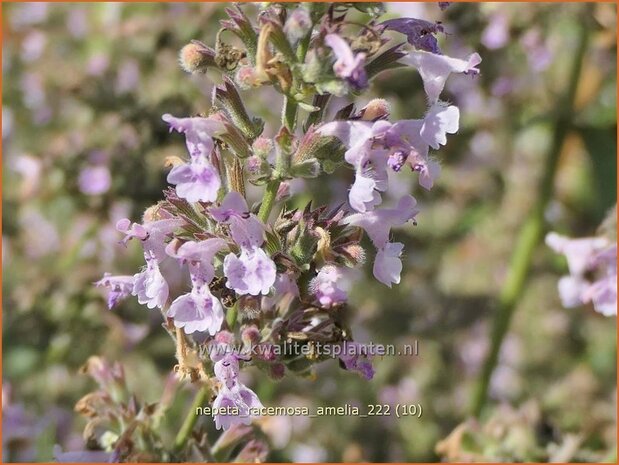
(2, 2, 617, 462)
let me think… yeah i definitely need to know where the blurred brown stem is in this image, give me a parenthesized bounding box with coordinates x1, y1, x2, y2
(471, 5, 591, 417)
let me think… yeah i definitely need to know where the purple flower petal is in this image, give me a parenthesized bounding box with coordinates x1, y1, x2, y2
(324, 33, 368, 90)
(167, 159, 221, 203)
(400, 50, 481, 103)
(310, 265, 348, 308)
(224, 247, 277, 296)
(420, 104, 459, 149)
(167, 283, 224, 335)
(344, 195, 419, 248)
(373, 242, 404, 287)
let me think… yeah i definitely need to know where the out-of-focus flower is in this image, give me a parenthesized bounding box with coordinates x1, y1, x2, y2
(325, 33, 368, 90)
(21, 30, 47, 62)
(116, 59, 140, 94)
(546, 232, 616, 316)
(339, 342, 375, 379)
(284, 7, 312, 43)
(66, 8, 89, 38)
(78, 166, 112, 196)
(481, 12, 510, 50)
(87, 52, 110, 76)
(11, 154, 42, 198)
(520, 29, 553, 72)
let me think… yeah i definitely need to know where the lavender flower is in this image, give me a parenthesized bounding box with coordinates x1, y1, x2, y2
(211, 351, 264, 431)
(133, 251, 169, 309)
(163, 114, 227, 202)
(400, 50, 482, 103)
(224, 247, 277, 296)
(166, 238, 227, 281)
(373, 242, 405, 287)
(324, 33, 368, 90)
(344, 195, 419, 248)
(339, 342, 375, 380)
(381, 18, 445, 54)
(95, 273, 134, 309)
(212, 192, 277, 295)
(546, 233, 616, 316)
(167, 272, 224, 335)
(310, 265, 348, 308)
(162, 114, 226, 158)
(78, 166, 112, 196)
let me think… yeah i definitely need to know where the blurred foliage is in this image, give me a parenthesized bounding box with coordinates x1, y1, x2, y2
(2, 2, 616, 462)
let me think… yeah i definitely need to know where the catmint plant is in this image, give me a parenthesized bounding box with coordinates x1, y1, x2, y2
(89, 3, 481, 460)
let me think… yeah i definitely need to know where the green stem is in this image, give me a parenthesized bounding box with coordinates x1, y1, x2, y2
(471, 7, 590, 418)
(226, 301, 238, 329)
(296, 30, 311, 63)
(282, 95, 298, 132)
(174, 384, 211, 452)
(258, 179, 281, 223)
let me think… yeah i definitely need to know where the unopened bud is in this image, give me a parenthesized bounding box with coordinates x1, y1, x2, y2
(252, 136, 273, 158)
(268, 363, 286, 380)
(360, 98, 390, 121)
(339, 243, 366, 266)
(179, 41, 216, 74)
(276, 181, 290, 201)
(241, 325, 261, 346)
(214, 330, 235, 345)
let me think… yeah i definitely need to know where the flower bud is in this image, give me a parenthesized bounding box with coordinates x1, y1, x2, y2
(276, 181, 290, 201)
(252, 136, 273, 158)
(255, 342, 277, 361)
(268, 363, 286, 380)
(338, 243, 367, 267)
(241, 325, 261, 347)
(360, 98, 390, 121)
(246, 155, 262, 174)
(215, 330, 235, 345)
(178, 41, 216, 74)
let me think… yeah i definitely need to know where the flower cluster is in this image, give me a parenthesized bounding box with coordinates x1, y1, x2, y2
(94, 2, 480, 448)
(546, 232, 617, 316)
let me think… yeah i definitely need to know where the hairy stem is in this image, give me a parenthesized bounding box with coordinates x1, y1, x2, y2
(173, 384, 212, 452)
(471, 7, 590, 417)
(258, 179, 281, 223)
